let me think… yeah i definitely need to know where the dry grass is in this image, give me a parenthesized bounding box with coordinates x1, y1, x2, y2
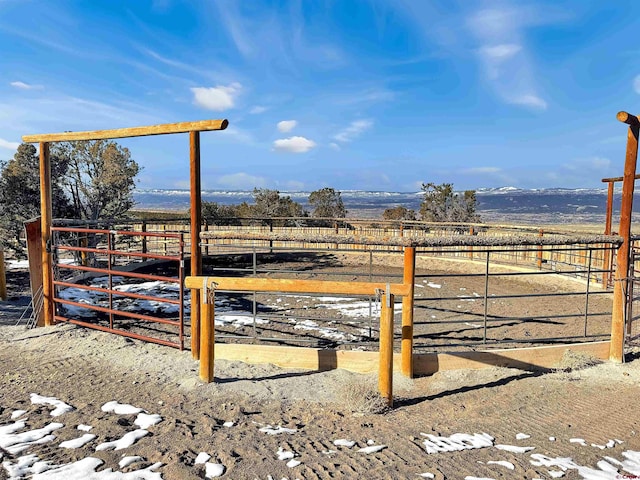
(335, 373, 414, 414)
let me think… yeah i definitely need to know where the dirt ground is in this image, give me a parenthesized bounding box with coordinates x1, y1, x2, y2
(1, 255, 639, 479)
(0, 323, 639, 479)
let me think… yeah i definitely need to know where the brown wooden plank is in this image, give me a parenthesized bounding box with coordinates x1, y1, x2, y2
(0, 248, 6, 301)
(24, 218, 44, 326)
(212, 341, 610, 375)
(413, 341, 611, 375)
(185, 276, 411, 296)
(23, 119, 228, 143)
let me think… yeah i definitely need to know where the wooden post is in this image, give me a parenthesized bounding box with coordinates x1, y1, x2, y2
(141, 220, 148, 259)
(611, 111, 640, 363)
(190, 131, 202, 359)
(468, 226, 474, 259)
(0, 248, 6, 301)
(379, 292, 394, 407)
(603, 181, 614, 288)
(537, 229, 544, 269)
(39, 142, 54, 326)
(401, 247, 415, 377)
(199, 285, 215, 382)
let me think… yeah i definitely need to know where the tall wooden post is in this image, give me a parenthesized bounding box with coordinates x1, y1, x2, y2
(401, 247, 415, 377)
(610, 111, 639, 362)
(379, 292, 394, 407)
(0, 248, 6, 301)
(190, 131, 202, 359)
(537, 229, 544, 269)
(39, 142, 54, 326)
(199, 283, 215, 382)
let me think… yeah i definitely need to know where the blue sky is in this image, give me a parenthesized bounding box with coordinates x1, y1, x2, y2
(1, 1, 639, 192)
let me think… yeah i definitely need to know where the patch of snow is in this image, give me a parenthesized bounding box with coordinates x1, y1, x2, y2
(425, 282, 441, 289)
(465, 322, 482, 328)
(205, 462, 225, 478)
(549, 437, 556, 441)
(0, 421, 64, 455)
(277, 447, 295, 460)
(418, 474, 435, 479)
(286, 459, 301, 468)
(516, 433, 531, 440)
(421, 433, 494, 454)
(495, 444, 534, 453)
(78, 424, 93, 432)
(367, 439, 375, 445)
(30, 457, 163, 479)
(487, 460, 515, 470)
(333, 439, 356, 448)
(259, 425, 297, 435)
(95, 429, 149, 451)
(570, 438, 588, 446)
(358, 445, 387, 454)
(59, 434, 96, 449)
(215, 314, 268, 327)
(101, 401, 144, 415)
(30, 394, 74, 417)
(195, 452, 211, 464)
(11, 410, 27, 420)
(293, 319, 356, 341)
(118, 456, 144, 468)
(134, 413, 162, 429)
(222, 421, 234, 428)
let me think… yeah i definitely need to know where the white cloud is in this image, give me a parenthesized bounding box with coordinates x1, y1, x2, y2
(10, 81, 43, 90)
(479, 44, 522, 61)
(220, 126, 253, 144)
(508, 94, 548, 110)
(468, 6, 551, 112)
(277, 120, 297, 133)
(216, 172, 267, 189)
(334, 119, 373, 143)
(273, 136, 316, 153)
(0, 138, 20, 150)
(191, 83, 241, 111)
(329, 142, 341, 151)
(250, 105, 267, 114)
(634, 75, 640, 95)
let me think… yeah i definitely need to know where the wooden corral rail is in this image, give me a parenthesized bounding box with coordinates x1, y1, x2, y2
(185, 275, 412, 407)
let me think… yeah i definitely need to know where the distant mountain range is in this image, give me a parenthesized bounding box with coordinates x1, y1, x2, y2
(133, 187, 636, 225)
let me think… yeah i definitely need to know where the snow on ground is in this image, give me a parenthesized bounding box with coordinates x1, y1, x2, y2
(3, 394, 640, 479)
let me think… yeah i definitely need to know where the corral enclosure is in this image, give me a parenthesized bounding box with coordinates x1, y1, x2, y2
(47, 218, 623, 375)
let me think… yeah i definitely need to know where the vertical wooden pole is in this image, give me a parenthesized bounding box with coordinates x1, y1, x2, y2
(603, 181, 615, 287)
(537, 229, 544, 269)
(141, 220, 148, 259)
(0, 248, 6, 301)
(379, 292, 394, 407)
(199, 285, 215, 382)
(401, 247, 415, 378)
(39, 142, 54, 326)
(190, 131, 202, 359)
(611, 112, 639, 362)
(468, 226, 474, 259)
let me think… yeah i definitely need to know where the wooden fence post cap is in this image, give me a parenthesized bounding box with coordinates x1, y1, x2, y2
(617, 111, 640, 125)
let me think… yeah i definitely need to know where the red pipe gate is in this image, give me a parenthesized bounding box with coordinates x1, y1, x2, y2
(50, 226, 186, 349)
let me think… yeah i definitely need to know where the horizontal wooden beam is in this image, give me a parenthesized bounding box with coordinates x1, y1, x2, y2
(22, 119, 228, 143)
(185, 276, 411, 297)
(212, 341, 611, 375)
(617, 111, 640, 126)
(601, 173, 640, 183)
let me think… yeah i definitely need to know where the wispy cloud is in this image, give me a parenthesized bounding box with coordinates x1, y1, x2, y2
(10, 81, 43, 90)
(634, 75, 640, 94)
(277, 120, 297, 133)
(334, 120, 373, 143)
(329, 142, 340, 151)
(250, 105, 267, 114)
(191, 83, 241, 111)
(0, 138, 20, 150)
(273, 136, 316, 153)
(467, 5, 555, 112)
